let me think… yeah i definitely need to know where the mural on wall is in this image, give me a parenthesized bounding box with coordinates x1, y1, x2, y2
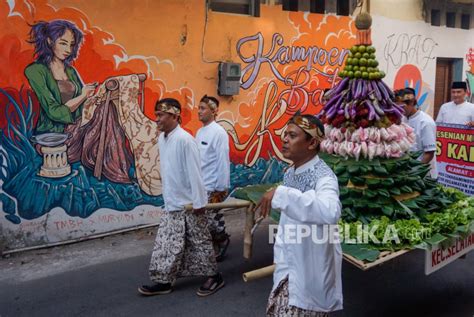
(392, 64, 430, 111)
(1, 1, 361, 250)
(383, 33, 437, 112)
(221, 13, 355, 166)
(0, 2, 300, 248)
(0, 1, 198, 228)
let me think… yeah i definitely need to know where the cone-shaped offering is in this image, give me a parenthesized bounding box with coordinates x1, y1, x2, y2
(318, 11, 455, 223)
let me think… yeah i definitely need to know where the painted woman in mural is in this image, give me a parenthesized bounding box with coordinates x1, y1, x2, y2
(24, 19, 142, 187)
(25, 20, 96, 134)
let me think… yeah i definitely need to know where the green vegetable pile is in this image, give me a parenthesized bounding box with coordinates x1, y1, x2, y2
(321, 151, 456, 224)
(338, 187, 474, 261)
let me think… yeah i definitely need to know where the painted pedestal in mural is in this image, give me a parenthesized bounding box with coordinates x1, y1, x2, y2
(31, 133, 72, 178)
(39, 144, 71, 178)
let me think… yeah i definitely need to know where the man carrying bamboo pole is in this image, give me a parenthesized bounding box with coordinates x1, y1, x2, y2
(257, 113, 343, 316)
(196, 95, 231, 262)
(138, 98, 225, 297)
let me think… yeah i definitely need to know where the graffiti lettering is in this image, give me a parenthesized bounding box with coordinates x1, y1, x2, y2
(97, 214, 135, 223)
(237, 32, 349, 89)
(54, 219, 84, 230)
(383, 33, 437, 71)
(219, 82, 288, 166)
(220, 67, 340, 166)
(146, 209, 162, 219)
(279, 66, 340, 114)
(51, 214, 137, 231)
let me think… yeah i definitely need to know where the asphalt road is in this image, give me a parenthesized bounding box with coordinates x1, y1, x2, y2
(1, 221, 473, 317)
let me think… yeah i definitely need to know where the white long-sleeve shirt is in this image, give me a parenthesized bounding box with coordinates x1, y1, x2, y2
(406, 110, 438, 178)
(436, 101, 474, 125)
(158, 125, 207, 212)
(271, 155, 343, 312)
(196, 121, 230, 192)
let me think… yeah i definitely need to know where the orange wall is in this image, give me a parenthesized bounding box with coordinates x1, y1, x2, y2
(1, 0, 354, 164)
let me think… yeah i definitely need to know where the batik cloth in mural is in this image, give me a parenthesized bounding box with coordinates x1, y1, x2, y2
(148, 211, 217, 284)
(68, 74, 162, 195)
(65, 89, 134, 184)
(266, 276, 330, 317)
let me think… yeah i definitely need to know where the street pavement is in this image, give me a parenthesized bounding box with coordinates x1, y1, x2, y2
(0, 211, 473, 317)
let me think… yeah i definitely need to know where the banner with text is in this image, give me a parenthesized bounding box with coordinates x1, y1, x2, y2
(425, 232, 474, 275)
(436, 123, 474, 196)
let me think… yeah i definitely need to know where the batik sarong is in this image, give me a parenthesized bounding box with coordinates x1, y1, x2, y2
(206, 190, 228, 239)
(266, 276, 330, 317)
(149, 211, 217, 284)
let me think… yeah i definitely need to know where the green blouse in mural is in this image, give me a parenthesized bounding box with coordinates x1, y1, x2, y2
(24, 62, 83, 133)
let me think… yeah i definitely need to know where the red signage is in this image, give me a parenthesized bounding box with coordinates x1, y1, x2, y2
(436, 123, 474, 196)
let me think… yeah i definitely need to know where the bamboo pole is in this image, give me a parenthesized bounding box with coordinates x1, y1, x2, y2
(242, 264, 275, 282)
(183, 199, 251, 211)
(243, 203, 256, 259)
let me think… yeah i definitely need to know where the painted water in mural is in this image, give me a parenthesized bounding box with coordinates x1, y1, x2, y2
(1, 1, 472, 250)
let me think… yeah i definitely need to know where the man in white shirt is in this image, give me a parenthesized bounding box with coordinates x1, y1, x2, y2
(139, 98, 224, 297)
(196, 95, 231, 262)
(398, 88, 438, 178)
(257, 113, 342, 316)
(436, 81, 474, 126)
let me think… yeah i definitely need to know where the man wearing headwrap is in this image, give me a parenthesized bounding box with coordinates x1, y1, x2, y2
(257, 113, 343, 316)
(398, 88, 437, 178)
(139, 98, 225, 297)
(196, 95, 231, 262)
(436, 81, 474, 127)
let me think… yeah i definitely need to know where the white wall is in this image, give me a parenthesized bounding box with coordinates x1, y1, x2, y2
(372, 14, 473, 116)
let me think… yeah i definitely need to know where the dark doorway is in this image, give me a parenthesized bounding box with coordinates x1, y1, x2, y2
(434, 59, 453, 119)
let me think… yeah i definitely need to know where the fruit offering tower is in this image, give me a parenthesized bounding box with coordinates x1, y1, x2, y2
(318, 12, 454, 223)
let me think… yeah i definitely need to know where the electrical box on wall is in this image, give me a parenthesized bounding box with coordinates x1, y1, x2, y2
(218, 62, 241, 96)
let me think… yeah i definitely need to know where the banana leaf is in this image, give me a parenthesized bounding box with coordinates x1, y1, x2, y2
(232, 184, 275, 204)
(396, 200, 416, 217)
(373, 166, 389, 176)
(390, 188, 401, 195)
(341, 243, 380, 262)
(424, 233, 447, 246)
(363, 189, 378, 198)
(350, 176, 365, 186)
(381, 178, 395, 186)
(347, 165, 360, 174)
(231, 184, 281, 223)
(382, 205, 394, 216)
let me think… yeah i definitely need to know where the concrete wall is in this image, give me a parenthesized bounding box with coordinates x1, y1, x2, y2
(371, 0, 424, 21)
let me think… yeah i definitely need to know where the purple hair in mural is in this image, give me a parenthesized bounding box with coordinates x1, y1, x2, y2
(28, 19, 83, 66)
